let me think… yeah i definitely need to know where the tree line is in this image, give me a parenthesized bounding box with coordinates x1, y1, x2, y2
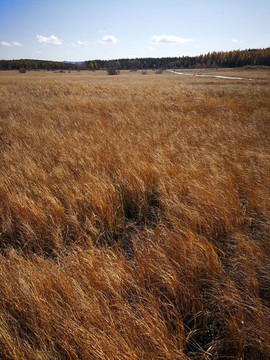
(0, 59, 77, 71)
(86, 48, 270, 70)
(1, 48, 269, 71)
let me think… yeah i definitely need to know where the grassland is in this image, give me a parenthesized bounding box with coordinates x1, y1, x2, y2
(0, 68, 270, 359)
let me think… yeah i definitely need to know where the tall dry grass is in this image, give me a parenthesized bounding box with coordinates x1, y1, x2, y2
(0, 70, 269, 359)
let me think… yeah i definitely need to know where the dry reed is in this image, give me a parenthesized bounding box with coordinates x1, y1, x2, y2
(0, 70, 269, 359)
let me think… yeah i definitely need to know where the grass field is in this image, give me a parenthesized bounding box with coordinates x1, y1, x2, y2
(0, 68, 270, 359)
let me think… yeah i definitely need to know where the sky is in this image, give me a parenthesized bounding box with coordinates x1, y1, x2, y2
(0, 0, 270, 61)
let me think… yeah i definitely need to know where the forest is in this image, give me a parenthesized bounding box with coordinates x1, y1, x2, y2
(0, 59, 77, 71)
(87, 47, 270, 70)
(1, 47, 270, 71)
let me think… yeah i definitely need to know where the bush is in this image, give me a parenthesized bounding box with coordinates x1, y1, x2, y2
(107, 60, 121, 75)
(107, 68, 120, 75)
(18, 68, 27, 73)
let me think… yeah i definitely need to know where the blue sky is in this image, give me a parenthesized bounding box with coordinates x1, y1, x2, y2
(0, 0, 270, 61)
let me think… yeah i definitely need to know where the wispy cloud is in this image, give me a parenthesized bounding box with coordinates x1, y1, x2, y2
(98, 30, 106, 34)
(1, 41, 11, 47)
(1, 41, 23, 47)
(231, 39, 244, 44)
(77, 40, 89, 46)
(147, 46, 156, 51)
(36, 34, 62, 45)
(35, 50, 42, 54)
(152, 35, 192, 44)
(98, 35, 118, 44)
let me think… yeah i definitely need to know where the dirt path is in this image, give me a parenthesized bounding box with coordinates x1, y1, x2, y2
(168, 70, 253, 81)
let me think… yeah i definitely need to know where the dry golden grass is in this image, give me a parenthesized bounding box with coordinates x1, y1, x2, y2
(0, 69, 270, 359)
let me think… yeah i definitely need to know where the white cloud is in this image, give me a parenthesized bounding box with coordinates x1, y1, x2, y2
(98, 30, 106, 34)
(77, 40, 89, 46)
(36, 34, 62, 45)
(1, 41, 23, 47)
(98, 35, 118, 44)
(152, 35, 192, 44)
(147, 46, 156, 51)
(1, 41, 11, 47)
(35, 50, 42, 54)
(231, 39, 244, 44)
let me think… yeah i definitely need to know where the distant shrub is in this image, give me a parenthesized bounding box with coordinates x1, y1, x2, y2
(155, 69, 163, 74)
(18, 68, 27, 73)
(107, 60, 121, 75)
(142, 70, 147, 75)
(107, 68, 120, 75)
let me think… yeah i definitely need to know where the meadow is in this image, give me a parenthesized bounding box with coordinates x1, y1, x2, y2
(0, 68, 269, 359)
